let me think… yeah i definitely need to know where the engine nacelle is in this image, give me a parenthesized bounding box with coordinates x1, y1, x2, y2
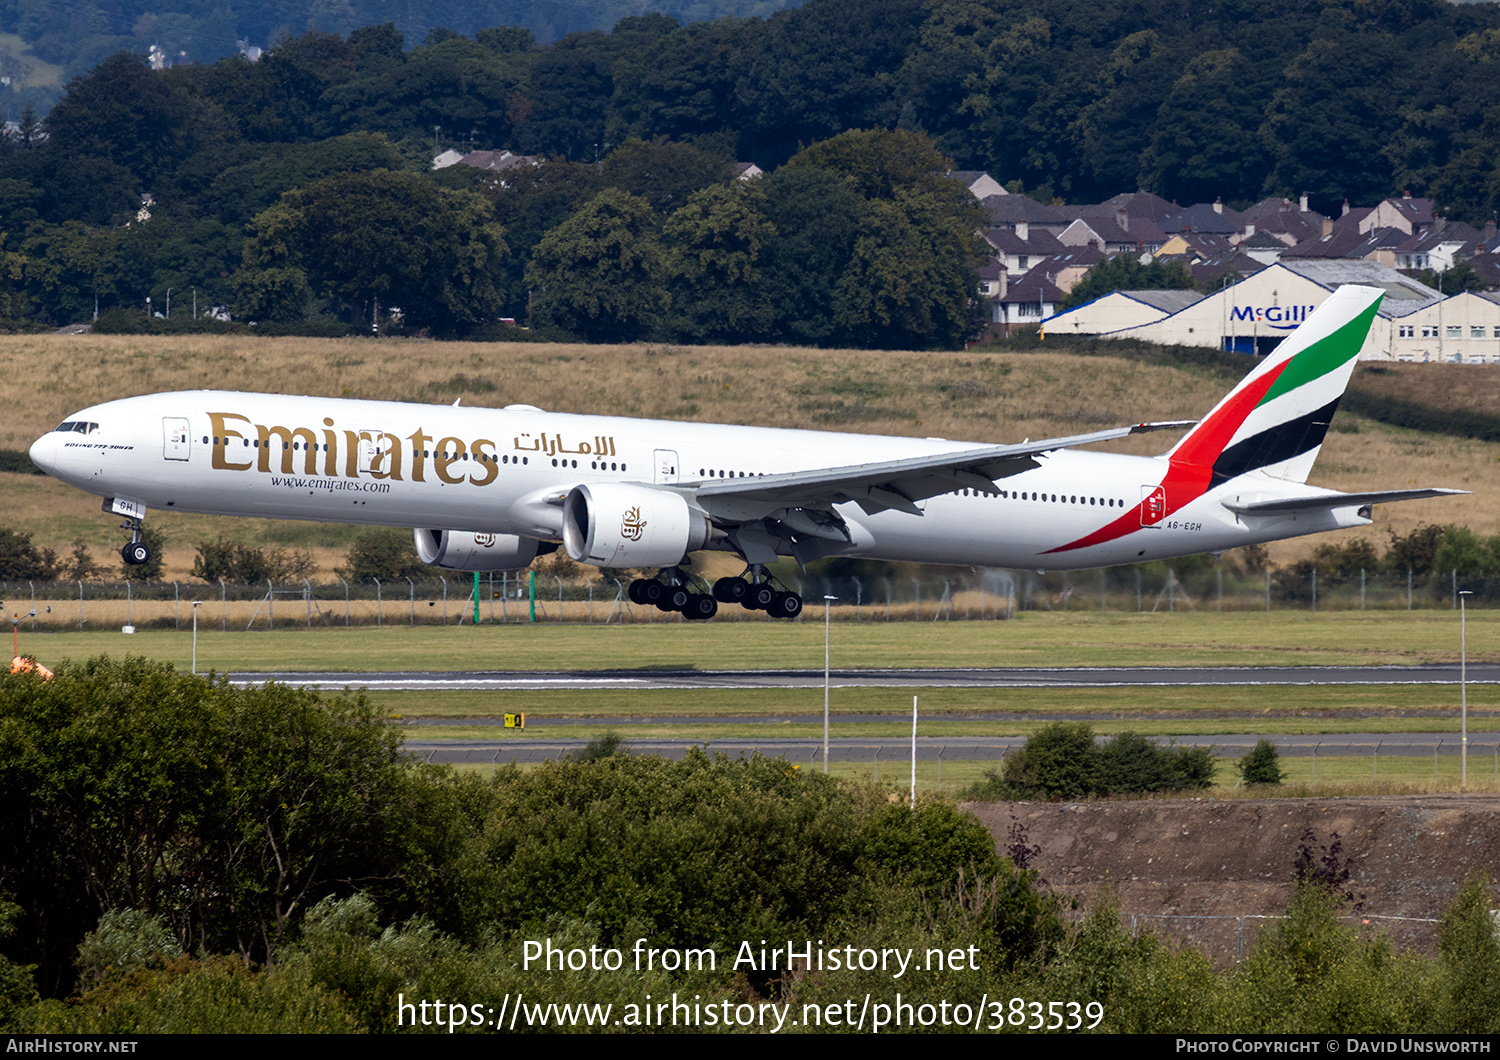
(414, 529, 540, 571)
(562, 483, 710, 568)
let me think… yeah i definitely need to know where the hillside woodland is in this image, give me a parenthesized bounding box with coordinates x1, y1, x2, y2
(1, 1, 1500, 341)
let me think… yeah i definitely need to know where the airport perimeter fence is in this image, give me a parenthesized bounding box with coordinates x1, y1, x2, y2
(1, 566, 1495, 631)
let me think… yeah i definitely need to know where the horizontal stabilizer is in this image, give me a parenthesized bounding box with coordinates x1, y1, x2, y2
(1223, 488, 1469, 516)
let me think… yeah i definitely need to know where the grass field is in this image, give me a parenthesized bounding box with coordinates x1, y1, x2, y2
(0, 333, 1488, 579)
(17, 609, 1497, 672)
(14, 612, 1499, 749)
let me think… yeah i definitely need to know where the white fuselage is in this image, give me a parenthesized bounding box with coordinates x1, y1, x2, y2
(30, 390, 1367, 571)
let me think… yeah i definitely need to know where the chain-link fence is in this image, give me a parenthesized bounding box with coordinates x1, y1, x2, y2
(0, 565, 1491, 630)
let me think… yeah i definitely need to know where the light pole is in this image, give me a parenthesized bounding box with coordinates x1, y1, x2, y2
(823, 594, 837, 774)
(1461, 589, 1472, 786)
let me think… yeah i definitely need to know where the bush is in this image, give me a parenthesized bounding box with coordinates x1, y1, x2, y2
(1004, 724, 1214, 799)
(0, 527, 57, 580)
(1003, 722, 1100, 799)
(1239, 739, 1285, 786)
(191, 538, 314, 583)
(337, 527, 427, 582)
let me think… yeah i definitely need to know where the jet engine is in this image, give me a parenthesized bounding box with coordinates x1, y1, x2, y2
(414, 529, 540, 571)
(562, 483, 710, 568)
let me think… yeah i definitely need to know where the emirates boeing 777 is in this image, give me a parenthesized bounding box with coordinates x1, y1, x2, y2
(28, 285, 1462, 619)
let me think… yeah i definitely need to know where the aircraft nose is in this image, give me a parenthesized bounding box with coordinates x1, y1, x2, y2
(28, 431, 56, 475)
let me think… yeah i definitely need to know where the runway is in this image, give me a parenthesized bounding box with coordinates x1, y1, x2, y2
(229, 663, 1500, 692)
(225, 665, 1498, 766)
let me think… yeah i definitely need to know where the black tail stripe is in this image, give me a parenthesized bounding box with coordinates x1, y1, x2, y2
(1208, 397, 1342, 488)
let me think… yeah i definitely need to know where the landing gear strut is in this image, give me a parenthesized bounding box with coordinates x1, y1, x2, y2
(119, 516, 150, 566)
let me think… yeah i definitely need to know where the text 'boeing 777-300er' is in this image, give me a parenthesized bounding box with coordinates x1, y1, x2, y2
(29, 284, 1464, 620)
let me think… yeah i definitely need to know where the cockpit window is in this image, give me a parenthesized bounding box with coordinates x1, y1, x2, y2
(54, 421, 98, 434)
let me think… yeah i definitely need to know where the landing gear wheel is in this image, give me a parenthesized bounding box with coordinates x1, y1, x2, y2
(658, 585, 691, 612)
(713, 577, 749, 604)
(684, 593, 718, 620)
(640, 580, 665, 607)
(121, 541, 150, 566)
(769, 590, 803, 619)
(746, 582, 776, 611)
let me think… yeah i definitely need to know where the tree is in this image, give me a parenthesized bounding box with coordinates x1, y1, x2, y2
(192, 539, 314, 584)
(1062, 256, 1196, 311)
(0, 527, 56, 579)
(239, 170, 507, 332)
(337, 528, 428, 583)
(601, 137, 729, 215)
(0, 656, 422, 987)
(663, 180, 775, 342)
(524, 187, 667, 341)
(1239, 739, 1285, 786)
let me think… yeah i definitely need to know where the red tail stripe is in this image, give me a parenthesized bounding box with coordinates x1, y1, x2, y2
(1170, 360, 1288, 469)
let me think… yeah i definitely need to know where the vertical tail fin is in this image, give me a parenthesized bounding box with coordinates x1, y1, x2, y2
(1166, 284, 1383, 485)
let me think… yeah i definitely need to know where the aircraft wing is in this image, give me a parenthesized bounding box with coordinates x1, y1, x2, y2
(693, 420, 1195, 517)
(1222, 488, 1469, 516)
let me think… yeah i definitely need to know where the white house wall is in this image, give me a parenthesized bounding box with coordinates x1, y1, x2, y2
(1042, 265, 1495, 362)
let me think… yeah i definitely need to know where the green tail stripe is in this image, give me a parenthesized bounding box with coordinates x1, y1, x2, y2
(1257, 299, 1380, 407)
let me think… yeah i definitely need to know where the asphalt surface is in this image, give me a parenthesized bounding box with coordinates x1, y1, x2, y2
(222, 665, 1499, 766)
(230, 663, 1500, 692)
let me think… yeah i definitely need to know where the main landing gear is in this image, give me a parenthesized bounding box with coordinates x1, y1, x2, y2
(119, 516, 151, 566)
(627, 564, 804, 621)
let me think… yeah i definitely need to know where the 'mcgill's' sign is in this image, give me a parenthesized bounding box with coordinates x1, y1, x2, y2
(1230, 304, 1319, 330)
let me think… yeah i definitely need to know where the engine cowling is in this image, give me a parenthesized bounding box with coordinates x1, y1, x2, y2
(562, 483, 710, 568)
(414, 529, 540, 571)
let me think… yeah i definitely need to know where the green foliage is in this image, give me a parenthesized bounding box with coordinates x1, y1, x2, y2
(1004, 723, 1213, 800)
(191, 538, 314, 584)
(240, 169, 507, 333)
(1004, 722, 1100, 800)
(525, 187, 667, 341)
(857, 797, 1003, 896)
(469, 750, 865, 946)
(1238, 739, 1285, 786)
(1385, 525, 1446, 577)
(1434, 876, 1500, 1033)
(0, 527, 58, 580)
(75, 910, 181, 992)
(1225, 883, 1431, 1033)
(337, 527, 428, 583)
(573, 729, 627, 763)
(0, 656, 420, 990)
(1433, 525, 1500, 578)
(1062, 256, 1197, 311)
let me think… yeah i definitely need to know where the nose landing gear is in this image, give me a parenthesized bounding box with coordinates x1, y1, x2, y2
(119, 517, 150, 566)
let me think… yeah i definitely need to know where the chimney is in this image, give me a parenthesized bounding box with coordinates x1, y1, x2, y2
(1403, 189, 1411, 200)
(1299, 191, 1308, 213)
(1116, 206, 1129, 232)
(1213, 197, 1223, 214)
(1322, 219, 1334, 237)
(1341, 198, 1350, 217)
(1486, 218, 1496, 241)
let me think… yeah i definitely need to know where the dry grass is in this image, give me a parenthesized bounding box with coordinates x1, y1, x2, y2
(1351, 361, 1500, 418)
(0, 334, 1488, 574)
